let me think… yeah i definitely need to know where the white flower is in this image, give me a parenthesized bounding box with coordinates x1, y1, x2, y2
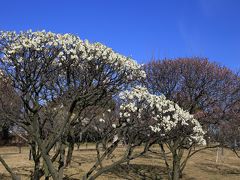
(119, 86, 205, 145)
(123, 112, 130, 117)
(99, 118, 105, 123)
(113, 135, 118, 142)
(122, 122, 126, 127)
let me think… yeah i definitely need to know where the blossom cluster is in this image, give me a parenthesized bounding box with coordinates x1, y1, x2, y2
(119, 86, 206, 145)
(0, 30, 146, 81)
(0, 69, 9, 83)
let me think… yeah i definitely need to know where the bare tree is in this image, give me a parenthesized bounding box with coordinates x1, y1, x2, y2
(0, 71, 22, 179)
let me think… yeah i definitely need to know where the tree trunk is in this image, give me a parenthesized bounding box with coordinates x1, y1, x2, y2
(41, 149, 59, 180)
(77, 143, 80, 150)
(66, 139, 74, 166)
(172, 151, 180, 180)
(2, 125, 10, 145)
(32, 157, 43, 180)
(29, 148, 32, 160)
(18, 145, 21, 154)
(216, 147, 220, 163)
(58, 144, 65, 180)
(159, 144, 171, 180)
(30, 142, 43, 180)
(31, 117, 60, 180)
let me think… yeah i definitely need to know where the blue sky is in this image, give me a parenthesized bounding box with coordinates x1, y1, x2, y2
(0, 0, 239, 69)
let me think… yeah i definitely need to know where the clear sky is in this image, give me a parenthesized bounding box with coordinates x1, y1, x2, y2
(0, 0, 239, 70)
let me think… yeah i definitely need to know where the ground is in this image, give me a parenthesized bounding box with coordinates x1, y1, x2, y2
(0, 145, 240, 179)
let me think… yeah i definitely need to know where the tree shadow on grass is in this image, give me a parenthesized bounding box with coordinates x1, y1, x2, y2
(196, 162, 240, 175)
(0, 152, 21, 156)
(13, 165, 33, 179)
(63, 174, 79, 180)
(0, 173, 29, 180)
(0, 165, 32, 179)
(0, 173, 10, 180)
(106, 163, 166, 180)
(71, 154, 97, 165)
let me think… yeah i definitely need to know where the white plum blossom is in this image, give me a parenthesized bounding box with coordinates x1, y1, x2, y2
(119, 86, 206, 145)
(99, 118, 105, 123)
(0, 30, 146, 84)
(113, 134, 118, 143)
(112, 124, 117, 128)
(123, 112, 130, 117)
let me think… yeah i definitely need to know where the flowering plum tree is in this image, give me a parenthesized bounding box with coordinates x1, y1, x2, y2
(85, 86, 205, 179)
(0, 30, 145, 180)
(120, 86, 206, 180)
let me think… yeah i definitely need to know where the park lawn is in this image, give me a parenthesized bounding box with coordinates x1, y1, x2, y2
(0, 145, 240, 180)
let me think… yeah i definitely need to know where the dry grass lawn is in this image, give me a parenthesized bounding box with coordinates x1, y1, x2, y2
(1, 145, 240, 179)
